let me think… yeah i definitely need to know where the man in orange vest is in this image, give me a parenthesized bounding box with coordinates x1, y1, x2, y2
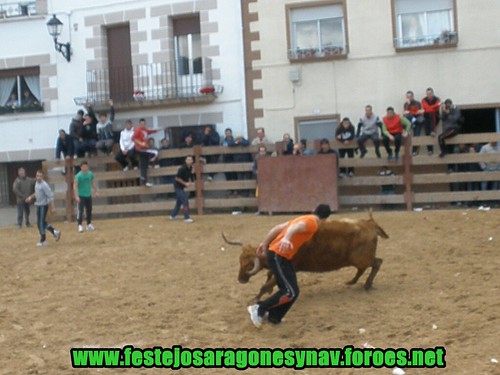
(247, 204, 331, 327)
(381, 106, 411, 162)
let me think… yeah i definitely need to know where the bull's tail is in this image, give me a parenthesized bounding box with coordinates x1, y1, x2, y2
(368, 209, 389, 239)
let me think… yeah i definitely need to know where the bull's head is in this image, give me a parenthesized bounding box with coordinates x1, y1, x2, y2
(221, 232, 267, 283)
(238, 244, 264, 283)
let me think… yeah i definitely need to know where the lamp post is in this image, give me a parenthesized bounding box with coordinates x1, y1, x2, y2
(46, 14, 71, 62)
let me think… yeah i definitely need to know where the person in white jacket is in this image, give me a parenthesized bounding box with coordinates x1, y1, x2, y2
(479, 141, 499, 191)
(114, 120, 139, 171)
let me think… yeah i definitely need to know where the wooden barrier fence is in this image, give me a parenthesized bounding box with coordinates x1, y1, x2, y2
(42, 133, 500, 220)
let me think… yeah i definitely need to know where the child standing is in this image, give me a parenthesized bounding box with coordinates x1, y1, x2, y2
(74, 161, 99, 233)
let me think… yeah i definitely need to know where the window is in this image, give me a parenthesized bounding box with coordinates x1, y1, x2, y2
(173, 16, 202, 76)
(288, 3, 347, 60)
(0, 67, 42, 114)
(394, 0, 457, 49)
(296, 117, 340, 142)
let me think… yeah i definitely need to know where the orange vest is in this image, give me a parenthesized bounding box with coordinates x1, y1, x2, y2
(269, 215, 319, 260)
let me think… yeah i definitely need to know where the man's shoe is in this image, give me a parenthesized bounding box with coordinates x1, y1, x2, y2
(87, 224, 95, 231)
(26, 223, 32, 228)
(439, 152, 446, 158)
(122, 166, 129, 172)
(169, 216, 177, 220)
(145, 182, 153, 188)
(37, 241, 47, 247)
(360, 150, 367, 158)
(247, 304, 262, 328)
(348, 171, 354, 177)
(184, 218, 194, 223)
(78, 225, 84, 233)
(53, 229, 61, 241)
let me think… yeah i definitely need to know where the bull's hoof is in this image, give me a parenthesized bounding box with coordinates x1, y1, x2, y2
(363, 283, 373, 291)
(345, 279, 357, 285)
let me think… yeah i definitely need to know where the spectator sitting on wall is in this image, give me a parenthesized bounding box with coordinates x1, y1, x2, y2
(381, 106, 411, 162)
(55, 129, 75, 175)
(336, 117, 356, 177)
(147, 137, 159, 168)
(420, 87, 441, 155)
(69, 109, 84, 159)
(132, 118, 159, 187)
(357, 104, 383, 159)
(96, 99, 115, 155)
(403, 90, 425, 156)
(115, 120, 138, 172)
(282, 133, 294, 155)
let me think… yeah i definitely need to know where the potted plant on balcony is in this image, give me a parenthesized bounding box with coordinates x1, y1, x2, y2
(133, 90, 146, 101)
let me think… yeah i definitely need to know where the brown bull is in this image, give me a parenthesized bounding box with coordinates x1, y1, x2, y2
(223, 212, 389, 302)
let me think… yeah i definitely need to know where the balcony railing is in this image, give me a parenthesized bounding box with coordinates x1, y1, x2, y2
(0, 1, 37, 19)
(394, 30, 458, 49)
(288, 45, 347, 60)
(75, 58, 223, 107)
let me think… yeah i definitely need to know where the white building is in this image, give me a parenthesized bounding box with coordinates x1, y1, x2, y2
(0, 0, 247, 204)
(240, 0, 500, 143)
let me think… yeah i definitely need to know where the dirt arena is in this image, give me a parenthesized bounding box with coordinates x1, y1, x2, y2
(1, 209, 499, 375)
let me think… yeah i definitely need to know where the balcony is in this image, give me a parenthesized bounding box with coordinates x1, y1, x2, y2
(394, 30, 458, 50)
(288, 45, 347, 62)
(0, 1, 37, 19)
(74, 58, 223, 110)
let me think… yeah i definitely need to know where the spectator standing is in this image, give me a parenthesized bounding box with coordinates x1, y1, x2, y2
(357, 105, 382, 158)
(80, 105, 98, 157)
(96, 99, 115, 155)
(115, 120, 138, 171)
(13, 167, 35, 228)
(421, 87, 441, 155)
(199, 126, 220, 180)
(336, 117, 356, 177)
(438, 99, 462, 158)
(300, 139, 316, 155)
(169, 155, 195, 223)
(282, 133, 294, 155)
(381, 107, 411, 162)
(232, 134, 252, 197)
(251, 127, 272, 146)
(132, 118, 159, 187)
(74, 161, 99, 233)
(69, 109, 84, 158)
(25, 170, 61, 247)
(222, 128, 238, 194)
(479, 141, 499, 191)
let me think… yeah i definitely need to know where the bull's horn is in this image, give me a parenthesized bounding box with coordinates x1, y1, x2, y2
(246, 257, 261, 275)
(221, 232, 243, 246)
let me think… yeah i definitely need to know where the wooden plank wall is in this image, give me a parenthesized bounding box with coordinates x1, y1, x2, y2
(42, 133, 500, 220)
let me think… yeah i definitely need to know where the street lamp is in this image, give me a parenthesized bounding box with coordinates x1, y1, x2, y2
(46, 14, 71, 62)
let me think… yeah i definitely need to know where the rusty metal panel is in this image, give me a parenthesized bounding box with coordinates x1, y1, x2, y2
(257, 154, 338, 213)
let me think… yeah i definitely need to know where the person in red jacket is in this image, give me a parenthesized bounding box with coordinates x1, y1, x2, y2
(132, 118, 159, 187)
(381, 107, 411, 162)
(421, 87, 441, 155)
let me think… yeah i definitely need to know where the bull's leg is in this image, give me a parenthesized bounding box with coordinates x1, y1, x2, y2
(248, 272, 276, 304)
(363, 257, 383, 290)
(346, 268, 366, 285)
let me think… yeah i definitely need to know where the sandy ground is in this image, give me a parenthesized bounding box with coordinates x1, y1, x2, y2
(1, 209, 499, 375)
